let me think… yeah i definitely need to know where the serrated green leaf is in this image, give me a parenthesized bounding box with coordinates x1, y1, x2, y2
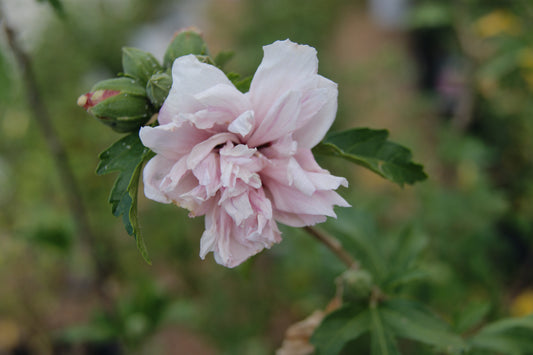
(370, 305, 401, 355)
(381, 299, 467, 352)
(314, 128, 427, 186)
(96, 133, 152, 264)
(311, 306, 370, 355)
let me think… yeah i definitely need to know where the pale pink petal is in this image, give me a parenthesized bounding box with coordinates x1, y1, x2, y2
(194, 84, 250, 120)
(228, 110, 255, 138)
(273, 210, 327, 228)
(287, 157, 316, 196)
(247, 90, 302, 147)
(140, 122, 210, 160)
(220, 191, 254, 226)
(187, 132, 237, 169)
(293, 76, 338, 148)
(260, 134, 298, 159)
(264, 178, 347, 217)
(192, 152, 221, 197)
(249, 40, 318, 121)
(143, 155, 175, 204)
(159, 55, 236, 125)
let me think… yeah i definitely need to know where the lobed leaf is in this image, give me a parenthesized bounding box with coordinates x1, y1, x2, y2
(469, 315, 533, 354)
(311, 306, 371, 355)
(370, 305, 401, 355)
(314, 128, 427, 186)
(96, 133, 152, 264)
(381, 299, 467, 352)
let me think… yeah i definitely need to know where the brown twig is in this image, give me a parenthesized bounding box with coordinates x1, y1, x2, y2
(303, 226, 359, 269)
(0, 5, 113, 310)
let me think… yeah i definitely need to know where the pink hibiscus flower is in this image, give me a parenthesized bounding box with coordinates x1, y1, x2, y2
(140, 39, 349, 267)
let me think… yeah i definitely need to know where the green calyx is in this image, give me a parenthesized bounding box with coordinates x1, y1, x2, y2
(88, 78, 153, 133)
(146, 72, 172, 109)
(122, 47, 163, 85)
(163, 29, 209, 68)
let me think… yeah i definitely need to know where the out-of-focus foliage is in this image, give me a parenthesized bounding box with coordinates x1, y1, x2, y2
(1, 0, 533, 354)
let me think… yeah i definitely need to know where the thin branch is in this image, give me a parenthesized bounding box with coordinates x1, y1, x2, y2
(303, 226, 359, 269)
(0, 5, 113, 310)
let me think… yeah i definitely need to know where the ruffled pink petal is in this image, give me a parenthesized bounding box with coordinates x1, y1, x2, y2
(194, 84, 250, 123)
(293, 75, 338, 148)
(200, 198, 281, 268)
(247, 90, 302, 147)
(139, 121, 210, 160)
(187, 132, 237, 169)
(249, 40, 319, 121)
(159, 55, 236, 125)
(273, 210, 327, 228)
(264, 177, 348, 218)
(142, 155, 175, 204)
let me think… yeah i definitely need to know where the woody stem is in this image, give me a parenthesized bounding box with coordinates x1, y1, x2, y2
(303, 226, 359, 269)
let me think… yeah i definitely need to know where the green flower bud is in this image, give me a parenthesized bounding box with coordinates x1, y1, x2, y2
(163, 28, 209, 68)
(341, 269, 373, 302)
(77, 77, 153, 133)
(146, 72, 172, 109)
(122, 47, 162, 84)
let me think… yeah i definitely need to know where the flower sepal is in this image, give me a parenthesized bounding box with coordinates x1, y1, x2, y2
(78, 77, 154, 133)
(146, 71, 172, 109)
(163, 28, 209, 68)
(122, 47, 163, 85)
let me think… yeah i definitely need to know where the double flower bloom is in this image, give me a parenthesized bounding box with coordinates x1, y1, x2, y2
(140, 39, 349, 267)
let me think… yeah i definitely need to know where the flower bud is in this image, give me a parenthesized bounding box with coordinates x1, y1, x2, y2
(341, 269, 373, 302)
(163, 28, 209, 68)
(78, 77, 153, 133)
(122, 47, 162, 84)
(146, 72, 172, 109)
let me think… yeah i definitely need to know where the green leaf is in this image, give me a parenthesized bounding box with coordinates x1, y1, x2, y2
(370, 305, 400, 355)
(163, 30, 209, 68)
(326, 208, 387, 283)
(311, 306, 371, 355)
(314, 128, 427, 186)
(96, 133, 152, 264)
(469, 315, 533, 354)
(381, 299, 467, 352)
(454, 302, 491, 334)
(383, 226, 428, 291)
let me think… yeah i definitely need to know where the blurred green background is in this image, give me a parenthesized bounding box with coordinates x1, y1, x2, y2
(1, 0, 533, 354)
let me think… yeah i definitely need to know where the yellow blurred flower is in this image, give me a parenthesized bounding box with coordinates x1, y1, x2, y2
(518, 48, 533, 69)
(475, 10, 521, 38)
(511, 289, 533, 316)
